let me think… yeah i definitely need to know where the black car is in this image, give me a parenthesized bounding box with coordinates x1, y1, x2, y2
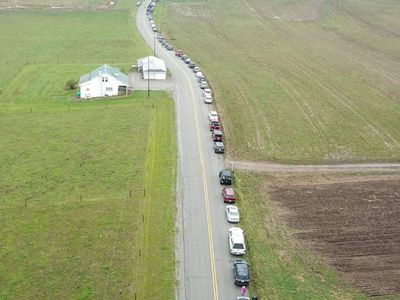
(214, 142, 224, 154)
(188, 62, 196, 68)
(219, 169, 232, 185)
(233, 260, 250, 286)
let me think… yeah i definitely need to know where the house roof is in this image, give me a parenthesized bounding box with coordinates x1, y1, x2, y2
(79, 64, 129, 85)
(138, 56, 166, 72)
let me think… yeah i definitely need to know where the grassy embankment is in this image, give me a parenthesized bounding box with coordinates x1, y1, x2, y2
(0, 3, 176, 299)
(158, 0, 400, 163)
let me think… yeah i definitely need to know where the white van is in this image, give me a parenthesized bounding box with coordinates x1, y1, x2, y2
(228, 227, 246, 255)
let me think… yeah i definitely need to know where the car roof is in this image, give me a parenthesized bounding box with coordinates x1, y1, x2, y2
(226, 205, 238, 211)
(235, 263, 248, 276)
(210, 110, 217, 115)
(229, 227, 243, 234)
(224, 187, 235, 194)
(214, 130, 223, 134)
(215, 142, 224, 146)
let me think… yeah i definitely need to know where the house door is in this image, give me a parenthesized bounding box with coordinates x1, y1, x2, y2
(118, 85, 127, 95)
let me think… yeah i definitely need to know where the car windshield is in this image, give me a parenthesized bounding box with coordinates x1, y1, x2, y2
(236, 263, 248, 278)
(233, 243, 244, 249)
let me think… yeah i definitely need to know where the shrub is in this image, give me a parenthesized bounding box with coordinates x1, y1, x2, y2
(65, 79, 78, 90)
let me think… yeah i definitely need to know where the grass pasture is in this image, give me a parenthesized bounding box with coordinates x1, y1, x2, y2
(0, 3, 177, 299)
(159, 0, 400, 163)
(0, 0, 132, 11)
(0, 9, 147, 97)
(0, 96, 177, 299)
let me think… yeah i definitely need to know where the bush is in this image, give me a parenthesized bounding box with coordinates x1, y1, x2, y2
(65, 79, 78, 90)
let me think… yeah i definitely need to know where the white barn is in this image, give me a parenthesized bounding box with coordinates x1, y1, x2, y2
(137, 56, 166, 80)
(79, 64, 129, 99)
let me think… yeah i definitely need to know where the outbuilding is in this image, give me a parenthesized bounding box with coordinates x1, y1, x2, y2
(137, 56, 166, 80)
(79, 64, 129, 99)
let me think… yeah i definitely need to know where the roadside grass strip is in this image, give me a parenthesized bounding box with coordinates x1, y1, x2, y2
(138, 100, 177, 300)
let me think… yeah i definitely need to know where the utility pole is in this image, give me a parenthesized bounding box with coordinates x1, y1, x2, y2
(161, 0, 164, 33)
(153, 31, 156, 56)
(147, 56, 150, 97)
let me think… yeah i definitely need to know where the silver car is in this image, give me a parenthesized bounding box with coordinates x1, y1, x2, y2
(226, 205, 240, 223)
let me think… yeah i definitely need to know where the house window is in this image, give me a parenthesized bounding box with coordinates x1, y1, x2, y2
(106, 87, 113, 91)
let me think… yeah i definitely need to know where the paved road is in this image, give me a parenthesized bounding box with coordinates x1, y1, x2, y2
(136, 3, 240, 300)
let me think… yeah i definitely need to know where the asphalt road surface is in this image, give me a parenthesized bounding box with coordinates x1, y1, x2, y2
(137, 3, 242, 300)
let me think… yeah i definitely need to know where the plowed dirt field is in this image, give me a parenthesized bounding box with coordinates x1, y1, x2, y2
(270, 175, 400, 296)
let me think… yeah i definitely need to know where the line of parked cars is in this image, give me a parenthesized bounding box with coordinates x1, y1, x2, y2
(146, 1, 174, 51)
(147, 1, 252, 298)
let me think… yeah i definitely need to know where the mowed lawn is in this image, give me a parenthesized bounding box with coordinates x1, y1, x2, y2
(159, 0, 400, 163)
(0, 4, 176, 300)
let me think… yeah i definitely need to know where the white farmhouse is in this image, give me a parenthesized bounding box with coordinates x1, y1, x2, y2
(79, 64, 129, 99)
(137, 56, 166, 80)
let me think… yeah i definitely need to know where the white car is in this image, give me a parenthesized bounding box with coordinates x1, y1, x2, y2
(200, 81, 208, 89)
(228, 227, 246, 255)
(203, 88, 212, 96)
(208, 111, 219, 122)
(226, 205, 240, 223)
(203, 94, 213, 104)
(195, 71, 203, 78)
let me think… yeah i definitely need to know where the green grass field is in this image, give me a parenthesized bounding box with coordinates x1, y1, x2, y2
(159, 0, 400, 163)
(0, 0, 131, 11)
(0, 2, 177, 299)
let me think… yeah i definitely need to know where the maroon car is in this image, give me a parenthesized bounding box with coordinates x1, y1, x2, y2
(209, 121, 221, 131)
(222, 187, 236, 203)
(212, 130, 224, 142)
(175, 49, 184, 57)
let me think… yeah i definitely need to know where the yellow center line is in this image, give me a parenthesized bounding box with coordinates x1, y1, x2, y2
(142, 8, 219, 298)
(167, 51, 219, 300)
(181, 68, 219, 300)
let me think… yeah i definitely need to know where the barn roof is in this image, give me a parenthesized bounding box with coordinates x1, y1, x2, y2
(138, 56, 166, 72)
(79, 64, 129, 85)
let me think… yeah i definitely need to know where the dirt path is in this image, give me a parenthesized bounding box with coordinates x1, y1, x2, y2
(225, 159, 400, 173)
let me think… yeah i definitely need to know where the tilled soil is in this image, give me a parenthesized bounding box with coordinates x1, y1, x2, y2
(270, 177, 400, 296)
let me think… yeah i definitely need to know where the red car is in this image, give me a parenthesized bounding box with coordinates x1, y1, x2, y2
(175, 49, 184, 57)
(209, 121, 221, 131)
(212, 130, 224, 142)
(222, 187, 236, 203)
